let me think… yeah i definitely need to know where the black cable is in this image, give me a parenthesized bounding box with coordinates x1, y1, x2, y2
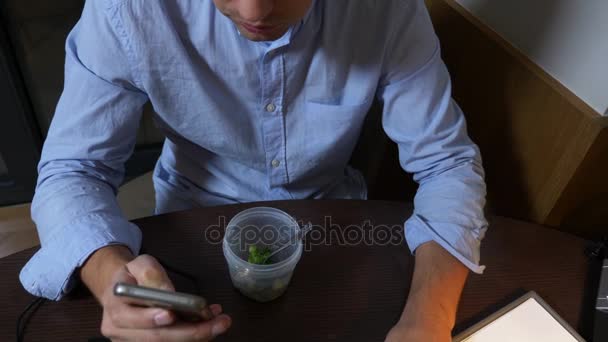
(16, 297, 46, 342)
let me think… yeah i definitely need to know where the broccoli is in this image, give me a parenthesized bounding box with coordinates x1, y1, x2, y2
(248, 245, 273, 265)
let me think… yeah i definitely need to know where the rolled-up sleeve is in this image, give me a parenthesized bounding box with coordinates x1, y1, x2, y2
(20, 1, 149, 299)
(377, 0, 488, 273)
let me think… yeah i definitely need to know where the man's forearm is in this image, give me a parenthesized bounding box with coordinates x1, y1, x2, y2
(400, 241, 469, 330)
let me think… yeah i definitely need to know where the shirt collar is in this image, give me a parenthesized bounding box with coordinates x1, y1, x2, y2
(290, 0, 317, 39)
(232, 0, 318, 48)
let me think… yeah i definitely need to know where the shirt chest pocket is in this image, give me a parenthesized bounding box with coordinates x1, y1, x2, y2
(302, 97, 375, 124)
(288, 98, 375, 160)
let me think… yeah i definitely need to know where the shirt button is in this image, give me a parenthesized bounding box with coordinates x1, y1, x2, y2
(265, 103, 276, 113)
(271, 159, 281, 168)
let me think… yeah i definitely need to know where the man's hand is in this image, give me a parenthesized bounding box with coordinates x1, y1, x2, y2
(80, 245, 231, 341)
(386, 241, 469, 342)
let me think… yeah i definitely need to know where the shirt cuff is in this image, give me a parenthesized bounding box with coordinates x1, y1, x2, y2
(19, 212, 142, 300)
(404, 213, 486, 274)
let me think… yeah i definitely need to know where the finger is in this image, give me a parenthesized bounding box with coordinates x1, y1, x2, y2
(100, 266, 137, 308)
(126, 255, 175, 290)
(109, 302, 176, 329)
(107, 314, 232, 341)
(209, 304, 222, 317)
(108, 264, 138, 291)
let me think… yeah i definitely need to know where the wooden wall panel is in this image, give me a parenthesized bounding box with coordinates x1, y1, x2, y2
(547, 127, 608, 238)
(421, 0, 608, 236)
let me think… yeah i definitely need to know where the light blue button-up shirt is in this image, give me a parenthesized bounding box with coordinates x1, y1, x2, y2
(20, 0, 488, 300)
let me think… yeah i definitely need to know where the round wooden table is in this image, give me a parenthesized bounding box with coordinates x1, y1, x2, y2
(0, 200, 596, 341)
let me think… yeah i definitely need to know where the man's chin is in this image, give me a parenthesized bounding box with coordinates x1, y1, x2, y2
(236, 25, 289, 42)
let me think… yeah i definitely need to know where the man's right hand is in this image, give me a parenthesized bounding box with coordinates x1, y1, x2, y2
(80, 245, 231, 341)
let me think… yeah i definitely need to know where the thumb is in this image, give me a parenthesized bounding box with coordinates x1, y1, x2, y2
(125, 255, 175, 291)
(114, 265, 138, 285)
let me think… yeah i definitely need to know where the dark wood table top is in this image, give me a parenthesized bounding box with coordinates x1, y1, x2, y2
(0, 200, 597, 341)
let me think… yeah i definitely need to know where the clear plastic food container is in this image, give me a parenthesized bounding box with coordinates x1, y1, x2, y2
(222, 207, 303, 302)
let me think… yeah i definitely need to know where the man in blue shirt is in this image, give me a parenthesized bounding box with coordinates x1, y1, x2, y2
(20, 0, 488, 340)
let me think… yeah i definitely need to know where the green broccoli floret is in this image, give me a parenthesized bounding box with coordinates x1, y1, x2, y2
(248, 245, 273, 265)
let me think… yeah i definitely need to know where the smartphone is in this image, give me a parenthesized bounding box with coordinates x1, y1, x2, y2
(113, 283, 214, 322)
